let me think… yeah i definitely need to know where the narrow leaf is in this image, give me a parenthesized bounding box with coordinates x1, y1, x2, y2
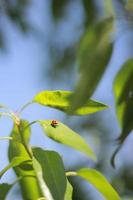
(32, 147, 67, 200)
(0, 156, 31, 178)
(114, 59, 133, 143)
(64, 179, 73, 200)
(77, 168, 120, 200)
(39, 120, 97, 161)
(33, 90, 108, 115)
(0, 183, 12, 200)
(112, 59, 133, 166)
(71, 17, 113, 111)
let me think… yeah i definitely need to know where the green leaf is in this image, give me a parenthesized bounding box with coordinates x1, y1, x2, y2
(114, 59, 133, 143)
(111, 59, 133, 166)
(8, 120, 42, 199)
(39, 120, 97, 161)
(33, 90, 108, 115)
(32, 147, 67, 200)
(0, 183, 12, 200)
(70, 17, 113, 111)
(64, 179, 73, 200)
(77, 168, 120, 200)
(0, 156, 31, 178)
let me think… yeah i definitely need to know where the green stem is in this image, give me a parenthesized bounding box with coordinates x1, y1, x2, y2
(0, 112, 13, 119)
(23, 120, 39, 132)
(18, 124, 33, 159)
(0, 136, 13, 140)
(66, 171, 77, 176)
(18, 101, 34, 115)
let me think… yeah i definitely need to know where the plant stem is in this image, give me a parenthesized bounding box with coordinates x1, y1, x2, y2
(18, 101, 34, 115)
(0, 136, 13, 140)
(18, 124, 33, 158)
(23, 120, 39, 132)
(66, 171, 77, 176)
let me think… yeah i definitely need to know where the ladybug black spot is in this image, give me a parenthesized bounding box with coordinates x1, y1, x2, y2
(51, 120, 58, 128)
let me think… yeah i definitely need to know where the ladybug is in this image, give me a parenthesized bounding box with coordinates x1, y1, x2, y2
(51, 120, 59, 128)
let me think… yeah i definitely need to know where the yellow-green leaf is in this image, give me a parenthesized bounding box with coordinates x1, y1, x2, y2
(77, 168, 121, 200)
(64, 179, 73, 200)
(8, 120, 42, 199)
(33, 90, 108, 115)
(39, 120, 97, 161)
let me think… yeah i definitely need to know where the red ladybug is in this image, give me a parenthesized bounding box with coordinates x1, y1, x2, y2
(51, 120, 59, 128)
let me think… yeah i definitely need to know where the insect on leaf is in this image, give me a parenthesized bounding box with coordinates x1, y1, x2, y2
(39, 120, 97, 161)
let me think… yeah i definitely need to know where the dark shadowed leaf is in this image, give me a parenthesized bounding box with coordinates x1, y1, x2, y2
(70, 17, 113, 112)
(0, 183, 13, 200)
(77, 168, 120, 200)
(33, 90, 108, 115)
(32, 147, 67, 200)
(39, 120, 96, 161)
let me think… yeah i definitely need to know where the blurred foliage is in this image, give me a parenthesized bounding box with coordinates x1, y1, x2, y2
(111, 59, 133, 167)
(51, 0, 68, 20)
(0, 0, 133, 199)
(70, 17, 113, 111)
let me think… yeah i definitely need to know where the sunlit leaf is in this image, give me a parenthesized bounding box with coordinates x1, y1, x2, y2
(39, 120, 97, 161)
(32, 147, 67, 200)
(0, 156, 31, 178)
(8, 120, 42, 199)
(0, 183, 13, 200)
(111, 59, 133, 166)
(64, 179, 73, 200)
(70, 17, 113, 112)
(77, 168, 120, 200)
(33, 90, 108, 115)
